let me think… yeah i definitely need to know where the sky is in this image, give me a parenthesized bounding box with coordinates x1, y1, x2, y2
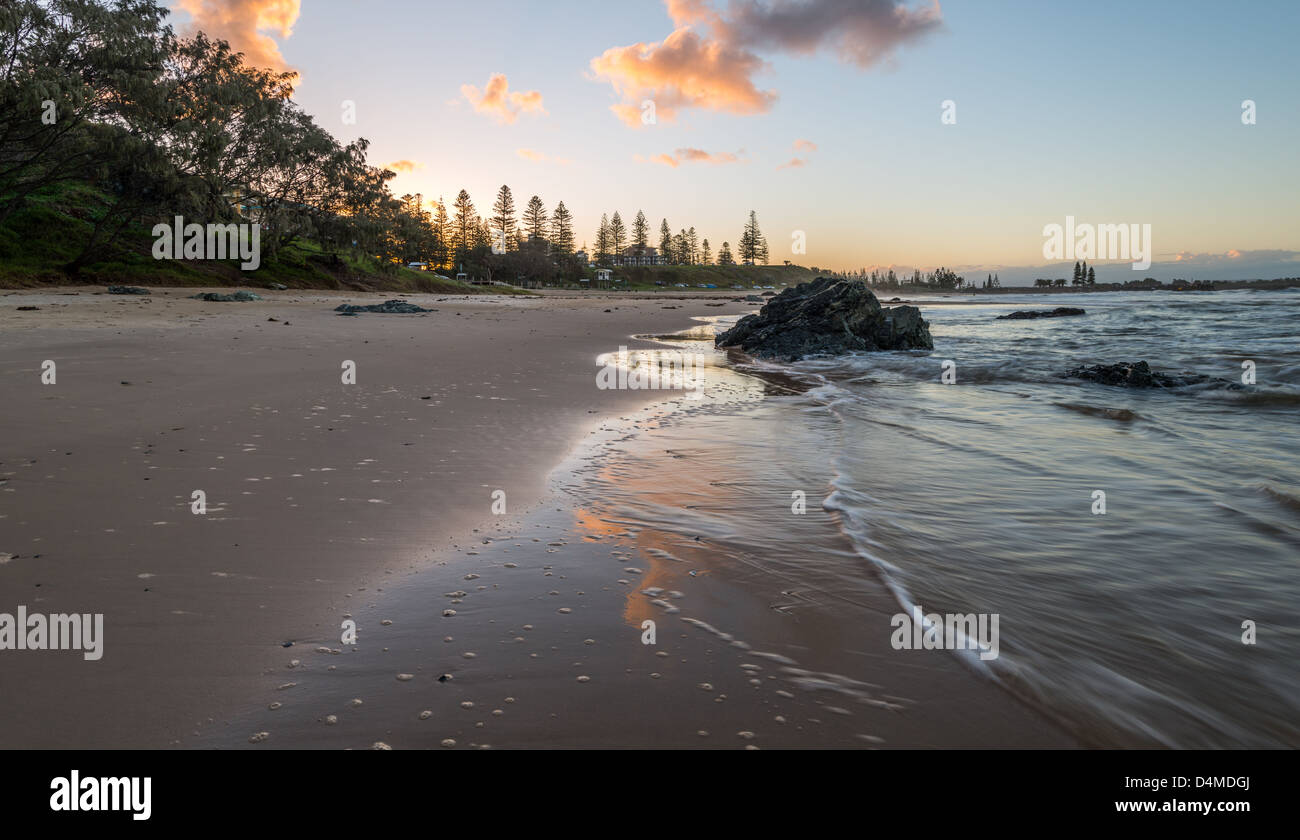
(169, 0, 1300, 284)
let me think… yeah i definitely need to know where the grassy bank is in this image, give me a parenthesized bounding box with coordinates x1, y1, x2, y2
(0, 182, 527, 294)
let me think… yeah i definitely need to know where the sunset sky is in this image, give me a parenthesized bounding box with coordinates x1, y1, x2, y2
(170, 0, 1300, 283)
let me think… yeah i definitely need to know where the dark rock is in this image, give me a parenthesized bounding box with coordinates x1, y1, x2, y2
(714, 277, 932, 360)
(334, 299, 430, 314)
(999, 307, 1086, 320)
(743, 295, 764, 303)
(16, 305, 38, 310)
(1065, 360, 1226, 388)
(191, 291, 262, 302)
(761, 291, 776, 296)
(108, 285, 150, 295)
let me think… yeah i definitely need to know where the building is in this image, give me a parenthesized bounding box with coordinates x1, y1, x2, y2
(594, 268, 613, 284)
(612, 246, 663, 266)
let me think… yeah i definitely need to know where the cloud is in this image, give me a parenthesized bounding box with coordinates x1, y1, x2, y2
(691, 0, 944, 68)
(638, 147, 742, 167)
(175, 0, 301, 74)
(778, 138, 817, 169)
(516, 148, 573, 166)
(460, 74, 546, 124)
(592, 1, 942, 125)
(590, 27, 777, 126)
(385, 159, 423, 173)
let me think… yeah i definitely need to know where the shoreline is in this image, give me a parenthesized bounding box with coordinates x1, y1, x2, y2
(3, 286, 1077, 748)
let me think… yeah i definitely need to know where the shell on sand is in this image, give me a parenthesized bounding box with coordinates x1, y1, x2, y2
(419, 710, 432, 720)
(268, 702, 281, 710)
(396, 673, 414, 681)
(372, 741, 391, 750)
(576, 675, 590, 683)
(440, 739, 456, 748)
(248, 732, 269, 743)
(324, 715, 338, 725)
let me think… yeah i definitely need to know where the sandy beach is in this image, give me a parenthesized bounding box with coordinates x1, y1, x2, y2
(0, 287, 1071, 748)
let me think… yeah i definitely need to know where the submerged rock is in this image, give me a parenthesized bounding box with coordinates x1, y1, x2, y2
(107, 285, 150, 295)
(334, 299, 430, 314)
(191, 291, 261, 302)
(998, 307, 1086, 320)
(1065, 360, 1228, 388)
(714, 277, 932, 360)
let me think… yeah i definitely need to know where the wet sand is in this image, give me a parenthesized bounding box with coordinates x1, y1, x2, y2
(0, 287, 1073, 748)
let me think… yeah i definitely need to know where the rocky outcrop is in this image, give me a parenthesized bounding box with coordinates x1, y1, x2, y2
(191, 291, 261, 302)
(999, 307, 1086, 320)
(714, 277, 932, 360)
(334, 299, 430, 314)
(1065, 361, 1229, 388)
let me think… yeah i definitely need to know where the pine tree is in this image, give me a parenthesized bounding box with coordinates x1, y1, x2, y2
(452, 189, 475, 263)
(632, 210, 649, 256)
(596, 214, 611, 264)
(740, 210, 767, 265)
(550, 201, 574, 256)
(718, 241, 734, 265)
(492, 184, 516, 250)
(523, 195, 547, 243)
(659, 219, 672, 263)
(433, 196, 450, 269)
(686, 226, 699, 265)
(473, 215, 491, 249)
(609, 211, 627, 260)
(1073, 261, 1082, 284)
(1087, 266, 1095, 284)
(701, 238, 712, 265)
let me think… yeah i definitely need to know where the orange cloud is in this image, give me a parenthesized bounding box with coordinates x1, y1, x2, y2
(175, 0, 300, 75)
(592, 1, 942, 126)
(590, 27, 776, 126)
(639, 147, 742, 167)
(792, 138, 818, 153)
(460, 74, 546, 124)
(777, 157, 806, 169)
(385, 159, 423, 173)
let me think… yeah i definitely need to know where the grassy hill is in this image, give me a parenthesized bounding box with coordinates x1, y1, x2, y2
(608, 263, 820, 290)
(0, 181, 525, 294)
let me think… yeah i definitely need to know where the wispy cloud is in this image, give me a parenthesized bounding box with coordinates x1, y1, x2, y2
(175, 0, 301, 75)
(385, 159, 423, 173)
(779, 138, 818, 169)
(516, 148, 573, 166)
(637, 147, 743, 167)
(460, 73, 546, 124)
(592, 1, 942, 125)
